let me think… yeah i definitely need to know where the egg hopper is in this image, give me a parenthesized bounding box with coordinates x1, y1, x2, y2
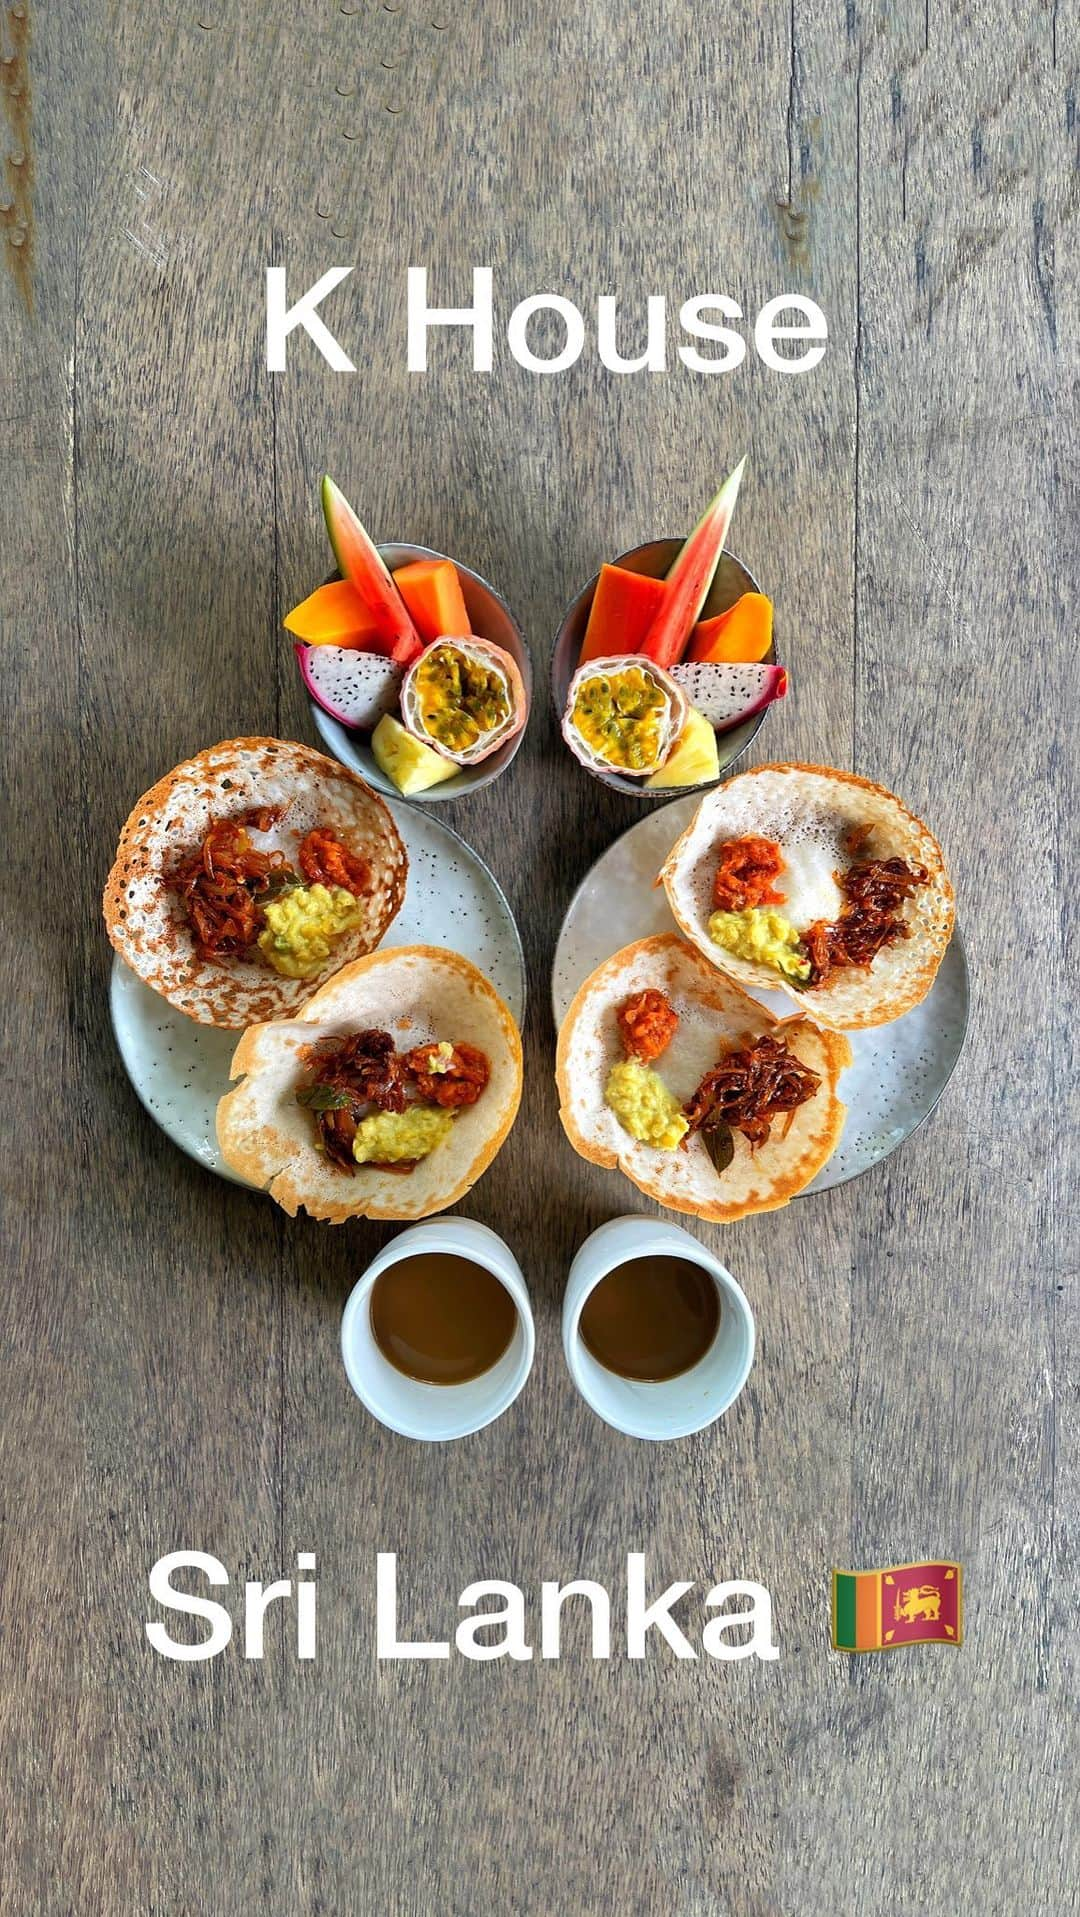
(661, 764, 954, 1030)
(552, 794, 969, 1195)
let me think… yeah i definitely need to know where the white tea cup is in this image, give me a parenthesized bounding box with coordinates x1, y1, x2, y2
(563, 1215, 755, 1440)
(341, 1218, 534, 1442)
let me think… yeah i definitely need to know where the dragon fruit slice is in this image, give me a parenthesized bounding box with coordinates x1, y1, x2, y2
(669, 661, 788, 733)
(562, 653, 689, 778)
(296, 642, 404, 731)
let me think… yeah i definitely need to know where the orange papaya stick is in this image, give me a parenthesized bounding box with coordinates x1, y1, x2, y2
(579, 564, 668, 665)
(686, 592, 773, 665)
(282, 578, 379, 647)
(392, 559, 471, 643)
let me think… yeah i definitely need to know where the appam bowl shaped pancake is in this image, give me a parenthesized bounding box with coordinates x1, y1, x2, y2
(217, 946, 523, 1222)
(103, 738, 408, 1029)
(556, 934, 851, 1223)
(660, 764, 954, 1030)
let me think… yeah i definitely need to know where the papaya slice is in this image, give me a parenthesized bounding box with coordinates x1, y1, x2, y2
(283, 578, 380, 648)
(686, 592, 773, 665)
(578, 564, 668, 666)
(392, 558, 471, 644)
(285, 557, 473, 654)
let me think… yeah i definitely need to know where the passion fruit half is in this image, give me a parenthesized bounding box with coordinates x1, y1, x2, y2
(562, 654, 689, 779)
(400, 636, 528, 767)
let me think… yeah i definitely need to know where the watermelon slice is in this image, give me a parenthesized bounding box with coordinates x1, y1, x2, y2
(638, 458, 747, 670)
(321, 477, 424, 667)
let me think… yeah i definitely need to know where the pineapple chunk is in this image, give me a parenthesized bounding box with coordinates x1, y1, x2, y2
(371, 714, 458, 796)
(644, 707, 719, 790)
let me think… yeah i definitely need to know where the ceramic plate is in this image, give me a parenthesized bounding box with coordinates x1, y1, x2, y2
(552, 795, 968, 1194)
(111, 803, 526, 1184)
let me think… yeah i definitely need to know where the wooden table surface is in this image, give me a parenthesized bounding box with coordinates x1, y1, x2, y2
(2, 0, 1077, 1909)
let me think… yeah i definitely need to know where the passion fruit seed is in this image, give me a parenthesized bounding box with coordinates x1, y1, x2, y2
(413, 646, 511, 754)
(572, 666, 669, 771)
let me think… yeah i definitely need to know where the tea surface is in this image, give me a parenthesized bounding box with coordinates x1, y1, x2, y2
(370, 1253, 517, 1386)
(579, 1256, 720, 1382)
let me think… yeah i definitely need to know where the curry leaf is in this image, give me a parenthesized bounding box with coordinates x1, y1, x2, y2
(296, 1083, 351, 1112)
(701, 1117, 735, 1176)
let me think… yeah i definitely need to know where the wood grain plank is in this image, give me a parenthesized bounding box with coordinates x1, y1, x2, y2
(841, 0, 1077, 1905)
(0, 1, 114, 1899)
(1048, 0, 1080, 1859)
(0, 3, 295, 1907)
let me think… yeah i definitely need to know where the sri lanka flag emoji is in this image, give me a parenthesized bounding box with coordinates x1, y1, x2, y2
(832, 1562, 962, 1652)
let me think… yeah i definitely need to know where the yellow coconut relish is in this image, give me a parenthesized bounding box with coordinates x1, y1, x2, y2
(707, 907, 810, 982)
(351, 1106, 455, 1165)
(571, 664, 671, 773)
(605, 1058, 689, 1150)
(411, 643, 510, 756)
(257, 884, 365, 978)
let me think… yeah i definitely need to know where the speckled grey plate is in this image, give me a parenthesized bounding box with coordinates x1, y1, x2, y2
(111, 802, 526, 1184)
(551, 795, 968, 1193)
